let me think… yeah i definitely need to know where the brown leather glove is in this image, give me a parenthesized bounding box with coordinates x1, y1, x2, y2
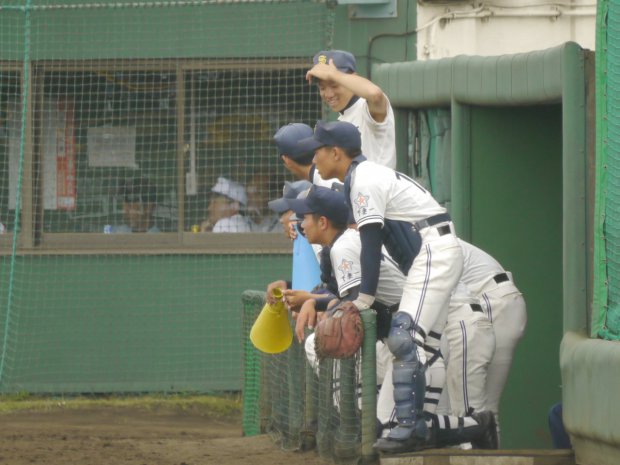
(314, 301, 364, 359)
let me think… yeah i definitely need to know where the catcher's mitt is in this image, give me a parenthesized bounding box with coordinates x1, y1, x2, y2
(314, 301, 364, 359)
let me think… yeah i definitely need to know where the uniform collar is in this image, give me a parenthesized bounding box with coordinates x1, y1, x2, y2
(339, 95, 360, 115)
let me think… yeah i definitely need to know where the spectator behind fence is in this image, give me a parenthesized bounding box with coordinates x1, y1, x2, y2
(201, 177, 253, 233)
(246, 172, 282, 233)
(107, 176, 160, 234)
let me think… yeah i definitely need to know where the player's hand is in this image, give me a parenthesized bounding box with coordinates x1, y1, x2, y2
(283, 289, 312, 311)
(306, 59, 338, 85)
(287, 221, 298, 240)
(266, 280, 288, 305)
(295, 299, 318, 343)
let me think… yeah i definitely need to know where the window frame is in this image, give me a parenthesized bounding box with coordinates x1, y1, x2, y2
(4, 58, 315, 254)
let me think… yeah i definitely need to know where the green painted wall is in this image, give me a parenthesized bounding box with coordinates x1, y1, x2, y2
(0, 254, 292, 393)
(1, 3, 327, 60)
(469, 105, 563, 448)
(332, 0, 417, 69)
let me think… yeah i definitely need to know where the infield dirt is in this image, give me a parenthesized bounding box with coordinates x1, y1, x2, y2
(0, 406, 330, 465)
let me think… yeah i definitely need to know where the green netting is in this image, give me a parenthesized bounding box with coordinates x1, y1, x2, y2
(0, 0, 332, 393)
(241, 291, 378, 464)
(598, 0, 620, 340)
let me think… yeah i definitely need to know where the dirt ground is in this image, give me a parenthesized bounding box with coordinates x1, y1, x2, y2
(0, 407, 330, 465)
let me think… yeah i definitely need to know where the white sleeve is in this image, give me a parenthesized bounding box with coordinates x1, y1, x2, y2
(330, 240, 362, 297)
(350, 165, 388, 228)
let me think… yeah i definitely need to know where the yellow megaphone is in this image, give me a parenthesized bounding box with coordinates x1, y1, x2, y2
(250, 288, 293, 354)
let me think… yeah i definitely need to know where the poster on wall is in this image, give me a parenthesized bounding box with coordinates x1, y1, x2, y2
(87, 126, 137, 168)
(55, 99, 77, 210)
(8, 101, 20, 211)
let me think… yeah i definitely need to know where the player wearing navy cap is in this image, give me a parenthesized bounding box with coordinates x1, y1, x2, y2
(290, 185, 498, 450)
(296, 120, 491, 454)
(307, 50, 396, 169)
(273, 123, 338, 188)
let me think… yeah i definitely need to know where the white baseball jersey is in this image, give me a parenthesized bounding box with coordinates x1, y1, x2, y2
(350, 160, 463, 429)
(329, 228, 404, 305)
(213, 214, 253, 233)
(310, 165, 342, 189)
(458, 239, 505, 295)
(339, 95, 396, 169)
(305, 227, 401, 415)
(349, 161, 446, 228)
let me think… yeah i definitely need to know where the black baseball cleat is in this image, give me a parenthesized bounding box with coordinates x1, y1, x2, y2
(373, 425, 436, 454)
(471, 410, 499, 450)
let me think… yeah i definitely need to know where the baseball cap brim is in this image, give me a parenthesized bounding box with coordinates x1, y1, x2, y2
(296, 136, 325, 155)
(287, 198, 314, 218)
(267, 198, 290, 214)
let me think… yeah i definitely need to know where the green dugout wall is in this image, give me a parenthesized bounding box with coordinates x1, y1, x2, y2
(373, 42, 591, 449)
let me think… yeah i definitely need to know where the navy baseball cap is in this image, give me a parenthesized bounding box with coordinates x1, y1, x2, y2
(313, 50, 357, 74)
(296, 120, 362, 154)
(288, 185, 350, 225)
(268, 180, 312, 214)
(273, 123, 314, 160)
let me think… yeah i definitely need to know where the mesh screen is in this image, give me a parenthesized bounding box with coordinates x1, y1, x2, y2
(0, 0, 331, 391)
(242, 291, 378, 464)
(598, 0, 620, 339)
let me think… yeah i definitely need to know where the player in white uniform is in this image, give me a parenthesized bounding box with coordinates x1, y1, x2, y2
(291, 186, 498, 449)
(457, 239, 527, 440)
(296, 121, 498, 453)
(307, 50, 396, 169)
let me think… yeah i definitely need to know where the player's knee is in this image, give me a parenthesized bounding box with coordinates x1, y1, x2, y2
(387, 312, 417, 358)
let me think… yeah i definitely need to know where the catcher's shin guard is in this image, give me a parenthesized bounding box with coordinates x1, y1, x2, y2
(384, 312, 428, 442)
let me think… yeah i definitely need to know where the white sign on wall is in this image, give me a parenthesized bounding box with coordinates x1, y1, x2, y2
(87, 126, 137, 168)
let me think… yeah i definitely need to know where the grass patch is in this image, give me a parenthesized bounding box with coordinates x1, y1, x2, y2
(0, 392, 242, 417)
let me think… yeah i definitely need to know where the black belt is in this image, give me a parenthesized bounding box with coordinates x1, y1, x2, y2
(493, 272, 509, 284)
(413, 213, 451, 231)
(470, 303, 483, 312)
(372, 301, 399, 314)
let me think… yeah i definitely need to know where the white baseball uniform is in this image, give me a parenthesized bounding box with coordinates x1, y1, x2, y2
(339, 95, 396, 169)
(350, 160, 463, 358)
(305, 228, 403, 386)
(458, 239, 527, 433)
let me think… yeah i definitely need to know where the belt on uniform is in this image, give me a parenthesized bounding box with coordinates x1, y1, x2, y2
(413, 213, 451, 231)
(372, 300, 399, 314)
(493, 272, 509, 284)
(470, 303, 483, 312)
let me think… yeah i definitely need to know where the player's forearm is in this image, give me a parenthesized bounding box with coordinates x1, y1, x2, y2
(335, 73, 387, 119)
(358, 223, 382, 304)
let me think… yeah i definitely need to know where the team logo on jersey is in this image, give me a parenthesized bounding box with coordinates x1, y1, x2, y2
(318, 54, 327, 64)
(337, 258, 355, 280)
(353, 192, 370, 216)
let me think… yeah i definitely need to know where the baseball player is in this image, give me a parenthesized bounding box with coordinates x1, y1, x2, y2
(307, 50, 396, 169)
(456, 239, 527, 440)
(290, 185, 498, 449)
(294, 120, 474, 453)
(273, 123, 339, 189)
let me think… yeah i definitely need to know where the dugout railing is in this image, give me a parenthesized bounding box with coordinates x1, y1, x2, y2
(242, 290, 378, 464)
